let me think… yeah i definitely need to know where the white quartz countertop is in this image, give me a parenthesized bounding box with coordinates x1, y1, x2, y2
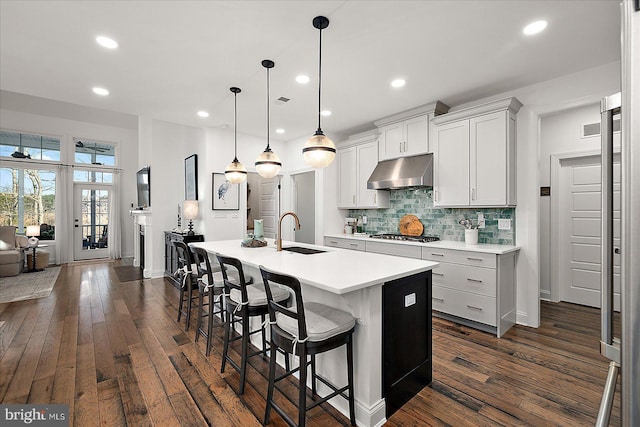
(190, 239, 439, 295)
(324, 233, 520, 255)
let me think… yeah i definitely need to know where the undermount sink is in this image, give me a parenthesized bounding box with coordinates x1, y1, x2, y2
(282, 246, 327, 255)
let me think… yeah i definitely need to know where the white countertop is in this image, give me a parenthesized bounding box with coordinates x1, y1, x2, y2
(325, 233, 520, 255)
(190, 239, 439, 295)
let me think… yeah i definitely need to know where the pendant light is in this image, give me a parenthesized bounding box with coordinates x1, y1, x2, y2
(255, 59, 282, 178)
(225, 87, 247, 184)
(302, 15, 336, 168)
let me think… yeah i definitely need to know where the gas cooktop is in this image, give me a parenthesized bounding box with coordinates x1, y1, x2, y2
(369, 233, 440, 243)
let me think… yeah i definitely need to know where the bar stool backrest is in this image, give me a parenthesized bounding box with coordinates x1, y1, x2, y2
(191, 246, 214, 286)
(215, 255, 250, 309)
(173, 240, 196, 275)
(260, 266, 308, 346)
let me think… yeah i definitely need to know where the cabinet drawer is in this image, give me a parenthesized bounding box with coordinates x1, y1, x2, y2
(323, 237, 365, 251)
(422, 247, 496, 268)
(432, 286, 496, 327)
(365, 241, 422, 259)
(431, 262, 496, 297)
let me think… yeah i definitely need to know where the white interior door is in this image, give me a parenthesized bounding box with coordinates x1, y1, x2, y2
(557, 154, 621, 309)
(259, 176, 278, 239)
(74, 183, 110, 260)
(292, 171, 315, 244)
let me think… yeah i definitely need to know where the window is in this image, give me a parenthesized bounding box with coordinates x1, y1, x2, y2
(73, 170, 113, 183)
(0, 130, 61, 161)
(74, 139, 115, 166)
(0, 167, 56, 239)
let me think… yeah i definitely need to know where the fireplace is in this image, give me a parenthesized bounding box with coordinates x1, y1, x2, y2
(131, 209, 153, 278)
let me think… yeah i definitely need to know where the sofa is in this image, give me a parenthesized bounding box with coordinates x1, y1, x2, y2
(0, 226, 29, 277)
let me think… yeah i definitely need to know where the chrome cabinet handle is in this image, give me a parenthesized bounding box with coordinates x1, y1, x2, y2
(432, 297, 444, 302)
(467, 305, 483, 311)
(399, 142, 402, 152)
(467, 257, 483, 261)
(431, 253, 445, 257)
(329, 240, 337, 244)
(434, 190, 438, 202)
(432, 272, 444, 276)
(349, 243, 358, 247)
(353, 195, 356, 204)
(471, 187, 476, 200)
(374, 193, 377, 203)
(467, 278, 483, 283)
(404, 141, 407, 152)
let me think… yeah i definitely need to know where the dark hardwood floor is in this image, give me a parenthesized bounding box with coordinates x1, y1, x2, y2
(0, 260, 621, 426)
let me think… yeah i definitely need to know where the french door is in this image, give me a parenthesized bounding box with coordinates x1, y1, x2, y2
(74, 183, 110, 260)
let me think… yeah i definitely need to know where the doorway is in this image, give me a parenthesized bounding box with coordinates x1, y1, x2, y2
(552, 153, 621, 310)
(246, 173, 279, 239)
(74, 183, 110, 260)
(291, 171, 315, 244)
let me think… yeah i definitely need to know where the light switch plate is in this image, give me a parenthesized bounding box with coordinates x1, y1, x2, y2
(498, 219, 511, 230)
(404, 293, 416, 307)
(477, 212, 485, 229)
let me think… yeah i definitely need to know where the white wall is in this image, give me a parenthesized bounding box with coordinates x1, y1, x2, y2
(538, 103, 602, 299)
(0, 107, 138, 261)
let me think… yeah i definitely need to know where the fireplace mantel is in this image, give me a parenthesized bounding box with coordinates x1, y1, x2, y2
(131, 209, 153, 278)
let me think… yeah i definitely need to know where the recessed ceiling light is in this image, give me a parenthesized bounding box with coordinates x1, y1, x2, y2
(321, 110, 331, 117)
(96, 36, 118, 49)
(523, 20, 547, 36)
(296, 75, 310, 84)
(275, 128, 285, 134)
(92, 87, 109, 96)
(197, 111, 209, 118)
(391, 79, 406, 88)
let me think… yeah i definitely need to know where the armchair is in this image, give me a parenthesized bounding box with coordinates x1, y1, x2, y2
(0, 226, 29, 277)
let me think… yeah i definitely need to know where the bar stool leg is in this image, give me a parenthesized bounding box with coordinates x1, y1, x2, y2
(195, 288, 204, 343)
(264, 343, 277, 425)
(311, 354, 317, 396)
(239, 312, 249, 394)
(347, 338, 356, 426)
(206, 290, 214, 357)
(260, 314, 267, 357)
(185, 276, 193, 331)
(299, 350, 308, 427)
(177, 277, 184, 322)
(221, 309, 231, 373)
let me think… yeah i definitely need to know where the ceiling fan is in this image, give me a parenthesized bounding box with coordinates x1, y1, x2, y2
(75, 140, 111, 152)
(11, 150, 31, 159)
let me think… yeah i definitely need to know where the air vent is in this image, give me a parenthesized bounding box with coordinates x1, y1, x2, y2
(581, 118, 621, 138)
(274, 96, 290, 105)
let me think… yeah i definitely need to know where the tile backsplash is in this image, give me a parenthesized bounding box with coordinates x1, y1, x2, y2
(349, 188, 515, 245)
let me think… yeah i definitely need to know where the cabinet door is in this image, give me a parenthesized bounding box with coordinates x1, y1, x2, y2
(470, 111, 507, 206)
(337, 147, 357, 208)
(378, 122, 403, 160)
(433, 120, 470, 206)
(357, 141, 380, 207)
(404, 115, 429, 156)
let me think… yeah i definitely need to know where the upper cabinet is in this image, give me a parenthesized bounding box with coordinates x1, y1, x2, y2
(432, 97, 522, 208)
(374, 101, 450, 161)
(337, 131, 390, 209)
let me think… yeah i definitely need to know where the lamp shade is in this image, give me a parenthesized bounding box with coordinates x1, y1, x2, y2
(183, 200, 199, 220)
(26, 225, 40, 237)
(225, 160, 247, 184)
(302, 132, 336, 168)
(255, 149, 282, 178)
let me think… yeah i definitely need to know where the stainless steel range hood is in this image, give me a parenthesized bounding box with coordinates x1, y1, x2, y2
(367, 153, 433, 190)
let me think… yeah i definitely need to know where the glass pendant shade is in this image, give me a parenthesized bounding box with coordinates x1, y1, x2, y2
(255, 148, 281, 178)
(225, 159, 247, 184)
(303, 131, 335, 168)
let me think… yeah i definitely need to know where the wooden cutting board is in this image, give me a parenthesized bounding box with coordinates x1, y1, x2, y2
(399, 214, 424, 236)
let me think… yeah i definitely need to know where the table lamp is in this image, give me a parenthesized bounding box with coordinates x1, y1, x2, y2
(183, 200, 199, 236)
(26, 225, 40, 247)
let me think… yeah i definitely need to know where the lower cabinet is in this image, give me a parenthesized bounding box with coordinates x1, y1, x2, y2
(164, 231, 204, 288)
(323, 236, 365, 251)
(422, 247, 516, 337)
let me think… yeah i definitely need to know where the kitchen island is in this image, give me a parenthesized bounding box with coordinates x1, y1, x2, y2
(190, 239, 439, 427)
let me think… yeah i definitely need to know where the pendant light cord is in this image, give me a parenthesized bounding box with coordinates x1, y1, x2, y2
(234, 91, 238, 161)
(317, 25, 323, 132)
(266, 66, 271, 150)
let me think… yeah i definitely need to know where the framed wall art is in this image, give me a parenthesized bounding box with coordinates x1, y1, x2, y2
(212, 172, 239, 210)
(184, 154, 198, 200)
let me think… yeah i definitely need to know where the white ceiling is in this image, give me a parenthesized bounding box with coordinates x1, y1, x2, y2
(0, 1, 620, 141)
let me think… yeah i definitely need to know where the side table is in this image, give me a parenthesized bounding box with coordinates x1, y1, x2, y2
(25, 244, 49, 273)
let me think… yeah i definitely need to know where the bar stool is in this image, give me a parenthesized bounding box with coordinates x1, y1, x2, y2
(260, 266, 357, 427)
(191, 246, 227, 357)
(173, 240, 201, 331)
(217, 255, 291, 395)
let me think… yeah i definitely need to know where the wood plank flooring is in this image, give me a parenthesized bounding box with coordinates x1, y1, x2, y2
(0, 260, 621, 426)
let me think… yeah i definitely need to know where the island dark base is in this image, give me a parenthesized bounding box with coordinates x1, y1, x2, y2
(382, 271, 432, 417)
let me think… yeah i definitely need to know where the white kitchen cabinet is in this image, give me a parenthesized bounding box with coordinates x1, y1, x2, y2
(337, 132, 389, 209)
(422, 247, 517, 337)
(432, 97, 521, 207)
(374, 101, 450, 161)
(365, 241, 421, 259)
(324, 236, 366, 251)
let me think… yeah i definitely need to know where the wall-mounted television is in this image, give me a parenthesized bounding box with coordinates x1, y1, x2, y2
(136, 166, 150, 208)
